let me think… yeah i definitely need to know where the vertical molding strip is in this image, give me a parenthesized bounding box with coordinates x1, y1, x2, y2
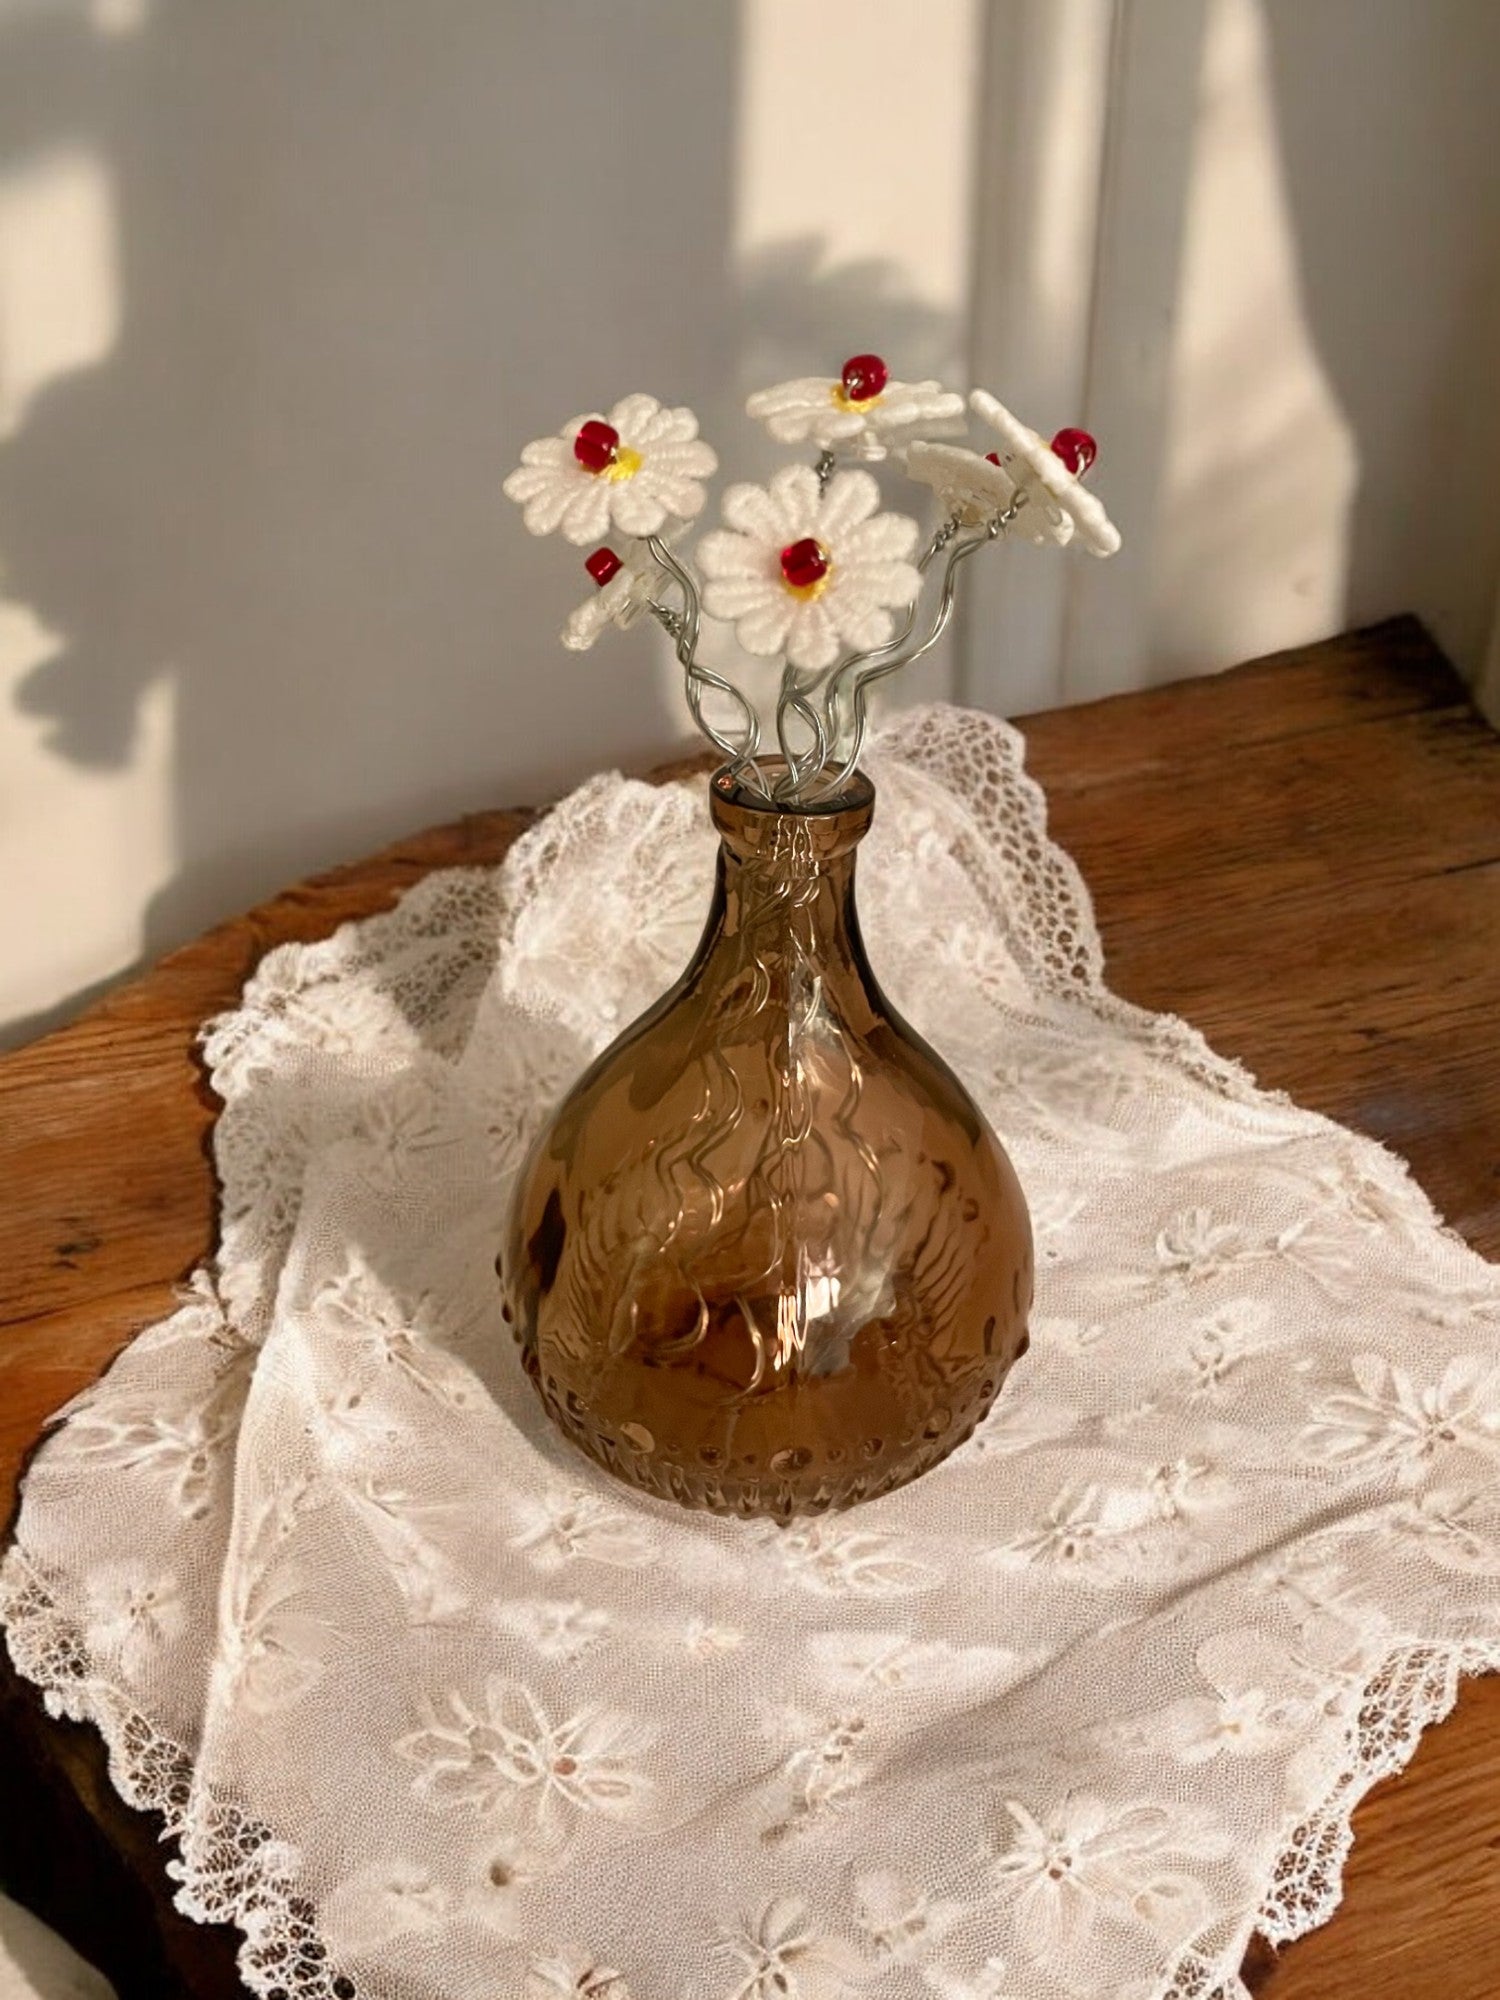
(1059, 0, 1209, 703)
(960, 0, 1120, 717)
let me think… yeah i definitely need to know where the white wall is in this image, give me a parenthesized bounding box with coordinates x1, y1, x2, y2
(968, 0, 1500, 713)
(0, 0, 982, 1042)
(2, 0, 1497, 1045)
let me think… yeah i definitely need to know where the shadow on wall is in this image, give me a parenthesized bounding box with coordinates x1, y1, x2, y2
(0, 0, 741, 1043)
(1257, 0, 1500, 671)
(0, 0, 967, 1046)
(1135, 0, 1500, 686)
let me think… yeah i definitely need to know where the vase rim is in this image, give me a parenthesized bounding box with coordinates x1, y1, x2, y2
(711, 760, 875, 820)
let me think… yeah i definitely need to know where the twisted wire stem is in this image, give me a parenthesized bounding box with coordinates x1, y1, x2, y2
(646, 534, 767, 795)
(809, 490, 1026, 800)
(643, 482, 1027, 808)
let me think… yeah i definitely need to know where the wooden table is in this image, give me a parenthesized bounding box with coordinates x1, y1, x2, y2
(2, 616, 1497, 1998)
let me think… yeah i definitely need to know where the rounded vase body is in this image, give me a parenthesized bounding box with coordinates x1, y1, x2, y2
(502, 766, 1033, 1518)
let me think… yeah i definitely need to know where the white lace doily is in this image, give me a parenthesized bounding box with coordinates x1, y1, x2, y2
(5, 706, 1500, 2000)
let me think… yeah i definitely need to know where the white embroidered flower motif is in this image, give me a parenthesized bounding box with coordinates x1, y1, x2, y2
(1302, 1352, 1500, 1485)
(715, 1896, 866, 2000)
(562, 539, 666, 651)
(88, 1563, 186, 1673)
(989, 1794, 1217, 1961)
(765, 1518, 938, 1596)
(766, 1710, 870, 1835)
(697, 466, 920, 672)
(1143, 1456, 1238, 1524)
(853, 1871, 963, 1965)
(1154, 1207, 1253, 1287)
(343, 1478, 470, 1624)
(906, 440, 1021, 528)
(1108, 1630, 1312, 1764)
(322, 1859, 452, 1958)
(496, 1598, 612, 1663)
(314, 1257, 483, 1413)
(684, 1618, 745, 1658)
(1253, 1548, 1366, 1633)
(63, 1363, 247, 1519)
(746, 353, 964, 459)
(396, 1676, 652, 1846)
(1183, 1298, 1276, 1398)
(1380, 1487, 1500, 1574)
(504, 393, 716, 544)
(466, 1836, 543, 1935)
(213, 1483, 337, 1714)
(527, 1948, 633, 2000)
(925, 1960, 1024, 2000)
(808, 1631, 1022, 1695)
(989, 1483, 1149, 1584)
(1030, 1315, 1108, 1357)
(509, 1489, 660, 1571)
(351, 1072, 464, 1193)
(969, 390, 1120, 554)
(216, 1558, 335, 1714)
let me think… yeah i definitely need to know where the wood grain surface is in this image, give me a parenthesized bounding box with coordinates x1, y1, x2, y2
(1, 616, 1497, 1998)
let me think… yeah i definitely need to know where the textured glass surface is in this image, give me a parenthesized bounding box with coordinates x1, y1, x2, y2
(502, 766, 1033, 1517)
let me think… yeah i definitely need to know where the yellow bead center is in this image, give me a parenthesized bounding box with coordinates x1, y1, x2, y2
(830, 384, 883, 415)
(781, 564, 832, 602)
(602, 445, 642, 483)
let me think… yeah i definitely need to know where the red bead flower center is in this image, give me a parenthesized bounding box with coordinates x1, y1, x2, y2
(585, 546, 623, 587)
(780, 537, 830, 591)
(573, 420, 620, 474)
(1050, 427, 1097, 477)
(840, 353, 889, 404)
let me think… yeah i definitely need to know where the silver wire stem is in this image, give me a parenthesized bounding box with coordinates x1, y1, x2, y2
(772, 663, 830, 800)
(806, 494, 1024, 801)
(645, 535, 767, 794)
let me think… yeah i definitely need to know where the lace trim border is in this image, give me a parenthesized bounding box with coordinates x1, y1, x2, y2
(5, 1545, 1497, 2000)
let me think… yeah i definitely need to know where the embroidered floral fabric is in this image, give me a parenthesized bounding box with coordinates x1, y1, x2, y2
(5, 706, 1500, 2000)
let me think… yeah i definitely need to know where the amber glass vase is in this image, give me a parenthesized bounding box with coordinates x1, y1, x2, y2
(502, 764, 1033, 1519)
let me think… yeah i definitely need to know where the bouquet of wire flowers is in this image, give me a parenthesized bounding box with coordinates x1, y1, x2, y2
(504, 352, 1120, 805)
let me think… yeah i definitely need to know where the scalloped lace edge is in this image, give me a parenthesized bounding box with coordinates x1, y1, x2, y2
(5, 1549, 1497, 2000)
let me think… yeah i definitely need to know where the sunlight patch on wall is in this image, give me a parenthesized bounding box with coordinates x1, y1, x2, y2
(0, 145, 121, 436)
(663, 0, 986, 737)
(89, 0, 153, 37)
(0, 609, 176, 1039)
(1150, 0, 1357, 674)
(732, 0, 982, 329)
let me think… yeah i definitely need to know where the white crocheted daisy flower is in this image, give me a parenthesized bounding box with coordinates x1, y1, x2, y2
(562, 541, 665, 652)
(697, 464, 920, 672)
(905, 440, 1020, 528)
(969, 390, 1120, 556)
(503, 394, 717, 546)
(746, 354, 964, 461)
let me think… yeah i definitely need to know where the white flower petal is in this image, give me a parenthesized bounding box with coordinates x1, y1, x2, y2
(818, 468, 882, 537)
(609, 480, 673, 539)
(840, 512, 919, 563)
(559, 480, 614, 546)
(703, 575, 779, 618)
(766, 463, 823, 537)
(697, 529, 770, 581)
(970, 388, 1120, 557)
(735, 595, 797, 657)
(720, 481, 790, 544)
(785, 598, 840, 672)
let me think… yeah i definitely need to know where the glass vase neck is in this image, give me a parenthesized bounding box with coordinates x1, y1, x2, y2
(709, 762, 874, 859)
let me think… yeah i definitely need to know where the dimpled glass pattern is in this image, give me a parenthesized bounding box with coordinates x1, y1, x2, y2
(503, 766, 1034, 1518)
